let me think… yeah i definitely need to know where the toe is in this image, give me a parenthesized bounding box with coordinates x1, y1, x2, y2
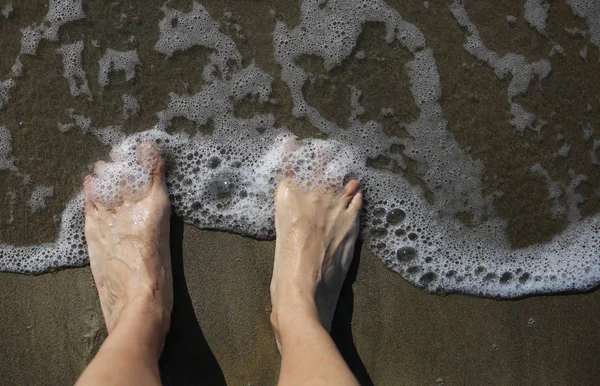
(83, 199, 97, 215)
(83, 175, 109, 212)
(92, 160, 106, 176)
(83, 174, 95, 196)
(343, 179, 360, 197)
(348, 191, 363, 213)
(340, 179, 360, 206)
(151, 156, 167, 189)
(137, 141, 161, 169)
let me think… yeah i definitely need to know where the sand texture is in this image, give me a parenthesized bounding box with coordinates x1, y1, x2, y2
(1, 0, 600, 384)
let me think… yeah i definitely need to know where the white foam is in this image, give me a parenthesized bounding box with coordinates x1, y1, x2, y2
(98, 49, 141, 88)
(549, 44, 565, 56)
(0, 79, 15, 110)
(122, 94, 140, 119)
(2, 3, 12, 19)
(0, 126, 18, 173)
(531, 164, 566, 219)
(57, 41, 93, 100)
(59, 109, 125, 146)
(15, 0, 85, 71)
(510, 103, 545, 134)
(2, 0, 600, 299)
(451, 1, 551, 134)
(27, 186, 54, 213)
(568, 0, 600, 48)
(524, 0, 549, 35)
(6, 191, 15, 224)
(154, 2, 241, 81)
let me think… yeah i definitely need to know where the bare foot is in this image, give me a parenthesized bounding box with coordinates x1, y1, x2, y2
(83, 142, 173, 340)
(270, 179, 362, 345)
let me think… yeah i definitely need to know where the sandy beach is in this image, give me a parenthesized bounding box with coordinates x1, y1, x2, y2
(1, 0, 600, 384)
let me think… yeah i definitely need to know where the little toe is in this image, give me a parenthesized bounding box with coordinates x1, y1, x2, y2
(340, 179, 360, 206)
(343, 179, 360, 197)
(348, 191, 363, 213)
(150, 154, 167, 189)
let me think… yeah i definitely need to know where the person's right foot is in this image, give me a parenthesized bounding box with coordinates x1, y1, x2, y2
(270, 178, 362, 345)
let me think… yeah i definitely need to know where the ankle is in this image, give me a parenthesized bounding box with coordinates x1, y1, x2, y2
(111, 303, 170, 358)
(107, 285, 171, 336)
(270, 293, 320, 332)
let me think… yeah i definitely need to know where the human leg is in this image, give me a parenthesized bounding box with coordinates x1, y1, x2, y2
(270, 179, 362, 386)
(76, 142, 173, 386)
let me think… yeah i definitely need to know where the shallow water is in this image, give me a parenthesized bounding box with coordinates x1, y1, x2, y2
(0, 0, 599, 298)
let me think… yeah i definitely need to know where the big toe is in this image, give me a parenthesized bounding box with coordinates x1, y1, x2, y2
(83, 175, 105, 215)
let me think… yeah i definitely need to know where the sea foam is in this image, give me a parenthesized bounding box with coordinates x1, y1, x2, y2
(0, 0, 600, 298)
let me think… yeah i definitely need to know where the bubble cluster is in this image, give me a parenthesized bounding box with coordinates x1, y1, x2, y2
(0, 79, 15, 110)
(85, 130, 360, 239)
(524, 0, 549, 36)
(59, 109, 125, 146)
(568, 0, 600, 48)
(27, 186, 54, 213)
(98, 49, 141, 88)
(451, 1, 552, 135)
(57, 41, 93, 100)
(1, 0, 600, 299)
(0, 126, 17, 172)
(0, 196, 88, 272)
(122, 94, 140, 119)
(154, 2, 241, 81)
(16, 0, 85, 68)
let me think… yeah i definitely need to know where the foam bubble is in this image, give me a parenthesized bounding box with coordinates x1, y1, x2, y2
(57, 41, 93, 100)
(0, 126, 18, 173)
(2, 0, 600, 299)
(27, 186, 54, 213)
(0, 79, 15, 110)
(2, 3, 12, 19)
(451, 1, 551, 134)
(16, 0, 85, 66)
(59, 109, 125, 146)
(98, 49, 141, 88)
(154, 2, 241, 81)
(524, 0, 549, 35)
(568, 0, 600, 48)
(122, 94, 140, 119)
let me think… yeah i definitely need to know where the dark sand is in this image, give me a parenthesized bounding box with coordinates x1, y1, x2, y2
(1, 0, 600, 384)
(2, 227, 600, 385)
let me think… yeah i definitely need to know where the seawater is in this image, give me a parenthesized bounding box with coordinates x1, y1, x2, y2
(0, 0, 599, 298)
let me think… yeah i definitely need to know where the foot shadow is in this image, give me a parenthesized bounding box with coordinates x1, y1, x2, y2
(159, 214, 227, 386)
(330, 238, 374, 386)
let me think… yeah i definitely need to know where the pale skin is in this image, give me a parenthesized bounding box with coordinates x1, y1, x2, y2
(76, 142, 362, 386)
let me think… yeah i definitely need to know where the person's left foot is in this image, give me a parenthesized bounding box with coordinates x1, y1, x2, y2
(83, 142, 173, 336)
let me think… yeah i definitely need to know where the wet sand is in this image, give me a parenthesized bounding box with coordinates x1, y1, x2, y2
(1, 225, 600, 385)
(1, 0, 600, 384)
